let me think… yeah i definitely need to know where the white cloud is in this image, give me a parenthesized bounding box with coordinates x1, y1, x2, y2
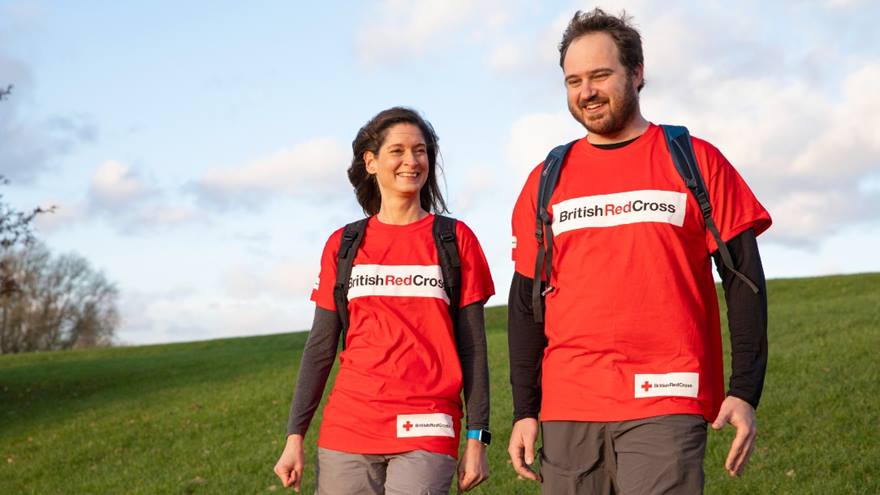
(134, 205, 197, 228)
(36, 160, 197, 234)
(356, 0, 475, 65)
(221, 259, 317, 302)
(116, 287, 308, 345)
(193, 138, 350, 209)
(355, 0, 515, 66)
(89, 160, 152, 208)
(486, 40, 523, 72)
(484, 9, 568, 74)
(768, 191, 855, 245)
(87, 160, 199, 231)
(791, 64, 880, 181)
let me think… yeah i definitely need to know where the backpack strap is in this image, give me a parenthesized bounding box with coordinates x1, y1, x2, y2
(661, 125, 759, 293)
(334, 218, 369, 350)
(433, 215, 462, 326)
(532, 140, 578, 323)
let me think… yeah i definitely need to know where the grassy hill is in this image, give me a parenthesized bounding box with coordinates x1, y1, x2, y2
(1, 273, 878, 494)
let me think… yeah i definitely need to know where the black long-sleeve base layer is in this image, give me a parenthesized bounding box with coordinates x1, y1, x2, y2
(286, 302, 490, 436)
(508, 228, 768, 422)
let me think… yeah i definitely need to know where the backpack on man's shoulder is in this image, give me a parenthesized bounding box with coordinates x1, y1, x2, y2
(332, 215, 462, 348)
(530, 125, 758, 323)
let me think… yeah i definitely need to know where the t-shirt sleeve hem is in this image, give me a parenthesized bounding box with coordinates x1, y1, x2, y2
(460, 290, 495, 309)
(708, 215, 772, 253)
(313, 300, 336, 312)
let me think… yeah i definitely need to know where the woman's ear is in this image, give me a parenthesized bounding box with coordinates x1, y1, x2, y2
(364, 151, 377, 175)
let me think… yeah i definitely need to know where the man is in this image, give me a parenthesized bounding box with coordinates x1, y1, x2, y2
(507, 8, 771, 494)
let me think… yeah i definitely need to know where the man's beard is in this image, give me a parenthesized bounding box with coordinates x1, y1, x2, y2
(570, 79, 639, 137)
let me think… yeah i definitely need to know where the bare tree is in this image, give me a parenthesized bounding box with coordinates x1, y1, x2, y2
(0, 178, 53, 251)
(0, 243, 119, 353)
(0, 83, 112, 353)
(1, 83, 56, 304)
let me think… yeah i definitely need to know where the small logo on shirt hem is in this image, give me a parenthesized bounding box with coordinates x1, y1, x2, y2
(397, 413, 455, 438)
(634, 372, 699, 398)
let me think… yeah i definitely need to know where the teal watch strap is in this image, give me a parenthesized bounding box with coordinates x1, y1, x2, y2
(466, 429, 491, 445)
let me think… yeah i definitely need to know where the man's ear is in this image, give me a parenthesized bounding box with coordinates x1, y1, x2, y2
(632, 64, 644, 91)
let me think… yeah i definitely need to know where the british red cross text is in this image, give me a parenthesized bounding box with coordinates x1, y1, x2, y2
(557, 199, 676, 223)
(349, 272, 445, 289)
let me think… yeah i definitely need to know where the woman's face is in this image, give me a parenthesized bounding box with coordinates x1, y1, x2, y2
(364, 123, 429, 202)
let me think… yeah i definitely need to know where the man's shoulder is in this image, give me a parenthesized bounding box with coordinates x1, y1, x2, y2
(518, 137, 589, 191)
(656, 124, 718, 151)
(658, 124, 729, 176)
(514, 161, 545, 205)
(687, 132, 722, 157)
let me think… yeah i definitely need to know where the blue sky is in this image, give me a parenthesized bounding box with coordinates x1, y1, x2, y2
(2, 0, 878, 344)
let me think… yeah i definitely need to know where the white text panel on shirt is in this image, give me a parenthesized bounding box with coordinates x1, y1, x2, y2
(347, 264, 449, 303)
(552, 189, 687, 236)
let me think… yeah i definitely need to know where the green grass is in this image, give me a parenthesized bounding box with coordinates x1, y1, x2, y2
(1, 273, 878, 494)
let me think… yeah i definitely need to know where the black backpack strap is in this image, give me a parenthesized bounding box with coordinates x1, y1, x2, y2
(334, 218, 369, 350)
(433, 215, 462, 327)
(532, 140, 578, 323)
(661, 125, 759, 294)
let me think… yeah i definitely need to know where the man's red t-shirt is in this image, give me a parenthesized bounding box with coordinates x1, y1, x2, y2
(511, 124, 771, 422)
(311, 214, 494, 458)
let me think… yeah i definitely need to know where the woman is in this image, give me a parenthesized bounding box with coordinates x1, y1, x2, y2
(274, 107, 494, 494)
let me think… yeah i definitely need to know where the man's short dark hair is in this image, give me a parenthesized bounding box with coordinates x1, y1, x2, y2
(559, 8, 645, 91)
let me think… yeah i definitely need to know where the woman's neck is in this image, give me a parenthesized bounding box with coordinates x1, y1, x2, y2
(375, 195, 428, 225)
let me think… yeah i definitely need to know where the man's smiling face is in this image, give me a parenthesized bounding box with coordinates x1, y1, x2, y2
(563, 32, 642, 140)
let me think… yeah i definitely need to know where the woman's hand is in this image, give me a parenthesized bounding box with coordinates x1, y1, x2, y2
(458, 438, 489, 492)
(274, 434, 305, 492)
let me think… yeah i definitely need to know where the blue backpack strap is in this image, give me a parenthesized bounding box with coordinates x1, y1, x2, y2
(661, 125, 759, 293)
(433, 215, 462, 329)
(532, 139, 578, 323)
(334, 218, 369, 350)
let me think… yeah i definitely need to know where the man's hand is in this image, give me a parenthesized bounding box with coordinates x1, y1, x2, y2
(711, 396, 757, 477)
(458, 439, 489, 492)
(507, 418, 541, 481)
(273, 434, 305, 492)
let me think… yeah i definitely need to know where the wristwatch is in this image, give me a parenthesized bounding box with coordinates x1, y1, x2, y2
(466, 429, 492, 446)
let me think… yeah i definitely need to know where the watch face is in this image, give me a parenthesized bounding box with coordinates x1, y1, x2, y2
(468, 429, 492, 445)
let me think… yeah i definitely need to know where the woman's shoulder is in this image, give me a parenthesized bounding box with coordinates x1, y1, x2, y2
(321, 221, 360, 252)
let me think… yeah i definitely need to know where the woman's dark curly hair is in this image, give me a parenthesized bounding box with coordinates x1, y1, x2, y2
(347, 107, 448, 216)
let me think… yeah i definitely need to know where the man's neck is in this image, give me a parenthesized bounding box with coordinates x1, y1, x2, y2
(587, 114, 650, 145)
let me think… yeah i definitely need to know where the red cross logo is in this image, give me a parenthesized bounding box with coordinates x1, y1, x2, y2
(641, 381, 652, 392)
(403, 421, 413, 431)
